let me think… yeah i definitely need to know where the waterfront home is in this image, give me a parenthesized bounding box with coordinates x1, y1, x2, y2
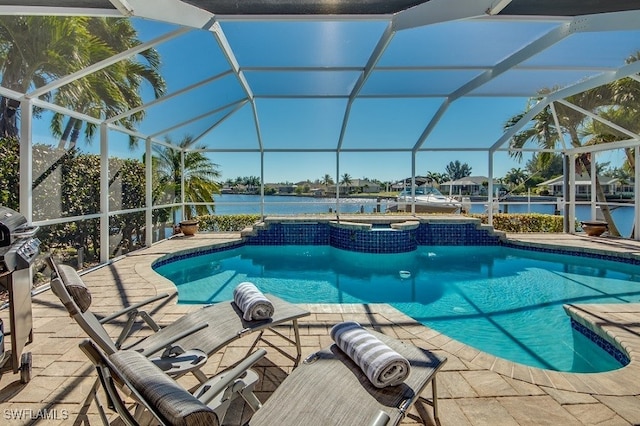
(310, 188, 326, 197)
(278, 184, 297, 194)
(440, 176, 504, 196)
(538, 174, 623, 197)
(325, 179, 380, 195)
(391, 176, 435, 192)
(350, 179, 381, 194)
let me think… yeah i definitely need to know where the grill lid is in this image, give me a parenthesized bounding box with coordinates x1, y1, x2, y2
(0, 207, 28, 247)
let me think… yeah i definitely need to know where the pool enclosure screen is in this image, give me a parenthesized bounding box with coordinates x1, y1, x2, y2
(0, 0, 640, 263)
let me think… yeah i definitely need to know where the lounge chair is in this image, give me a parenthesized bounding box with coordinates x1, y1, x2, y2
(82, 326, 447, 426)
(250, 328, 447, 426)
(47, 256, 310, 381)
(79, 339, 266, 426)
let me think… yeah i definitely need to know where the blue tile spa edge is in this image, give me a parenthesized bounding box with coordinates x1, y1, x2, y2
(243, 221, 502, 253)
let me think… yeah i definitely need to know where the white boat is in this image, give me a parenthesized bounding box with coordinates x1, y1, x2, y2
(396, 187, 462, 213)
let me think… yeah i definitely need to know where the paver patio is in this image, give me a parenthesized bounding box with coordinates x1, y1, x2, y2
(0, 230, 639, 425)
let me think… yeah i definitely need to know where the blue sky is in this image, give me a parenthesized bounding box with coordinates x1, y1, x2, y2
(29, 15, 638, 184)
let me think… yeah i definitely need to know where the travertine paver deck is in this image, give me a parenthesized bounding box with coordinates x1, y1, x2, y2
(0, 230, 639, 425)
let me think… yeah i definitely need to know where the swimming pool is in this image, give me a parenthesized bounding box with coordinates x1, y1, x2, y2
(153, 244, 640, 373)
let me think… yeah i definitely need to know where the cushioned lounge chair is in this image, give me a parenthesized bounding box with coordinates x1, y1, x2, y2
(80, 339, 266, 426)
(47, 256, 310, 381)
(83, 326, 447, 426)
(250, 328, 447, 426)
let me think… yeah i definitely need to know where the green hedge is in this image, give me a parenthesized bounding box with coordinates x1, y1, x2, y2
(197, 214, 261, 232)
(195, 213, 572, 233)
(468, 213, 573, 233)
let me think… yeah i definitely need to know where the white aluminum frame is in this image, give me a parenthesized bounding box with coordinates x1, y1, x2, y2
(0, 0, 639, 267)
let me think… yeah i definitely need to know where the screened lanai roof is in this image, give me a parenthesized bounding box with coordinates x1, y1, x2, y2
(1, 0, 640, 156)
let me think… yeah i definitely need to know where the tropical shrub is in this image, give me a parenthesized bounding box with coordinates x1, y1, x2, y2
(468, 213, 572, 233)
(0, 136, 19, 209)
(197, 214, 261, 232)
(0, 137, 150, 265)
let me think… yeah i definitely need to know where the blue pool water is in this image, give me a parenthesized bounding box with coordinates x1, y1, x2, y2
(154, 245, 640, 373)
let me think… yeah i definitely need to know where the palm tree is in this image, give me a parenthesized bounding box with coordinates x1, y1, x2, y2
(0, 16, 90, 136)
(525, 153, 564, 180)
(504, 168, 528, 191)
(587, 52, 640, 172)
(0, 16, 165, 147)
(587, 52, 640, 236)
(152, 135, 222, 220)
(340, 173, 352, 195)
(425, 171, 447, 185)
(445, 161, 472, 180)
(607, 166, 632, 189)
(321, 173, 334, 186)
(0, 16, 168, 202)
(52, 18, 166, 149)
(504, 87, 623, 235)
(244, 176, 260, 193)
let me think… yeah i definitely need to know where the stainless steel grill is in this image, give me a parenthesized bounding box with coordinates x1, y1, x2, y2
(0, 206, 40, 274)
(0, 206, 39, 383)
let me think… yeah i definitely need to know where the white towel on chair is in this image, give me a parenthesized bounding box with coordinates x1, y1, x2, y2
(233, 282, 275, 321)
(330, 321, 410, 388)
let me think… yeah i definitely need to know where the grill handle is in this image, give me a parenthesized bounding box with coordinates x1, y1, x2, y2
(11, 226, 39, 239)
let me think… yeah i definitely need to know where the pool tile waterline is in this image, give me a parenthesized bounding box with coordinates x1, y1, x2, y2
(243, 220, 501, 252)
(243, 218, 640, 266)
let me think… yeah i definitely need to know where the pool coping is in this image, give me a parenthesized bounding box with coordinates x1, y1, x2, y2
(146, 230, 640, 398)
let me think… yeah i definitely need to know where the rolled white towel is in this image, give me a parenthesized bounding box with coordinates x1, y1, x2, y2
(330, 321, 410, 388)
(233, 282, 275, 321)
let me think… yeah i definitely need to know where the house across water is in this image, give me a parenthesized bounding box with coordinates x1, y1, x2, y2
(538, 174, 633, 199)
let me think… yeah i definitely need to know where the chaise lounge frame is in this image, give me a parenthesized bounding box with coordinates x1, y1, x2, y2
(84, 325, 447, 426)
(47, 256, 310, 375)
